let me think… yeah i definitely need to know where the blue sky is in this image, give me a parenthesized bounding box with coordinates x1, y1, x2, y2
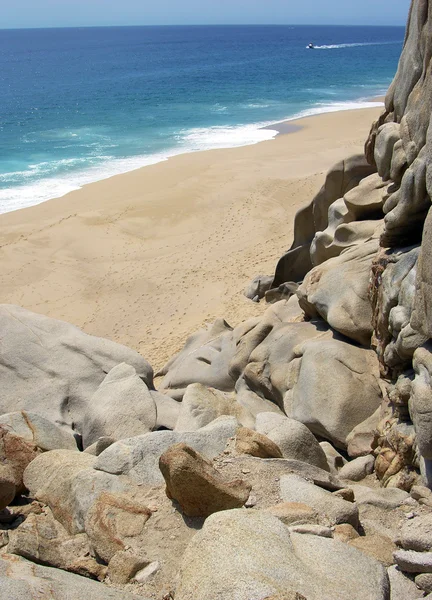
(3, 0, 411, 29)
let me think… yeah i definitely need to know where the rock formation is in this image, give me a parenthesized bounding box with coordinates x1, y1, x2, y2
(3, 1, 432, 598)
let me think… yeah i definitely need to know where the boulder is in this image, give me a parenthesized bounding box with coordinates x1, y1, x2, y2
(0, 411, 77, 451)
(410, 343, 432, 459)
(400, 514, 432, 552)
(265, 502, 320, 526)
(158, 318, 237, 400)
(175, 509, 389, 600)
(259, 416, 330, 471)
(23, 450, 137, 534)
(94, 416, 239, 486)
(159, 443, 251, 517)
(319, 442, 347, 473)
(151, 390, 180, 430)
(339, 455, 375, 482)
(297, 240, 378, 346)
(81, 363, 157, 448)
(0, 305, 153, 436)
(235, 427, 283, 458)
(284, 338, 382, 449)
(348, 534, 397, 567)
(85, 492, 152, 563)
(0, 553, 150, 600)
(0, 464, 16, 510)
(352, 485, 409, 510)
(279, 474, 358, 527)
(394, 549, 432, 574)
(346, 408, 380, 458)
(108, 550, 149, 584)
(244, 275, 274, 301)
(0, 425, 41, 494)
(175, 383, 254, 432)
(415, 573, 432, 594)
(6, 508, 105, 580)
(388, 565, 424, 600)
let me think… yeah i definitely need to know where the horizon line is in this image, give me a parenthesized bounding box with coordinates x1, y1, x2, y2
(0, 23, 407, 32)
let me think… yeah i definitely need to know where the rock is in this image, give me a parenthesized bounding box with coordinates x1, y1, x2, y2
(411, 485, 432, 501)
(6, 508, 105, 580)
(108, 550, 149, 584)
(158, 318, 237, 400)
(410, 344, 432, 460)
(0, 464, 16, 510)
(353, 485, 410, 510)
(81, 363, 157, 448)
(279, 474, 359, 527)
(23, 449, 138, 534)
(288, 524, 333, 538)
(333, 488, 355, 502)
(134, 560, 160, 583)
(85, 492, 152, 562)
(297, 240, 378, 346)
(265, 502, 320, 526)
(175, 509, 389, 600)
(349, 534, 397, 567)
(159, 443, 251, 517)
(319, 442, 347, 473)
(0, 304, 153, 436)
(401, 514, 432, 552)
(413, 208, 432, 338)
(151, 391, 180, 430)
(0, 553, 150, 599)
(0, 411, 78, 452)
(259, 416, 330, 471)
(235, 427, 283, 458)
(393, 549, 432, 574)
(272, 154, 376, 286)
(346, 408, 381, 458)
(415, 572, 432, 594)
(284, 338, 382, 449)
(388, 565, 424, 599)
(245, 275, 274, 301)
(333, 523, 360, 543)
(374, 122, 401, 180)
(339, 455, 375, 481)
(94, 416, 239, 486)
(84, 437, 116, 456)
(255, 412, 288, 435)
(0, 425, 41, 494)
(175, 383, 254, 431)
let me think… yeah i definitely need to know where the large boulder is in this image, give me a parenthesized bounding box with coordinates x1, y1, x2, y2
(410, 343, 432, 460)
(159, 443, 251, 517)
(0, 425, 41, 494)
(283, 338, 382, 449)
(81, 363, 157, 448)
(297, 240, 378, 346)
(174, 383, 254, 431)
(175, 510, 389, 600)
(158, 318, 237, 400)
(272, 154, 376, 286)
(256, 413, 329, 471)
(0, 411, 77, 452)
(0, 553, 150, 599)
(94, 416, 239, 486)
(279, 474, 359, 527)
(0, 305, 153, 437)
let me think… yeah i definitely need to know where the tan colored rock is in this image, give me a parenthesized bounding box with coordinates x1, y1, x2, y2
(159, 443, 251, 517)
(0, 464, 16, 510)
(0, 425, 41, 494)
(349, 534, 397, 567)
(333, 524, 360, 543)
(332, 488, 355, 503)
(108, 550, 149, 584)
(265, 502, 320, 526)
(7, 508, 106, 580)
(235, 427, 283, 459)
(85, 492, 152, 563)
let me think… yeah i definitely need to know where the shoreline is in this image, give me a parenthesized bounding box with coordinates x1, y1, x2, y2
(0, 105, 382, 369)
(0, 99, 384, 215)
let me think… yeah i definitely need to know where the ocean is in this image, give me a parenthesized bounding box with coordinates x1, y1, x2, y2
(0, 25, 404, 213)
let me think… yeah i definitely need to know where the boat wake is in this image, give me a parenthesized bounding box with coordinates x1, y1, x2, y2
(313, 41, 402, 50)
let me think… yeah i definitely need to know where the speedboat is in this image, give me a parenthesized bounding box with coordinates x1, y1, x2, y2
(307, 43, 315, 49)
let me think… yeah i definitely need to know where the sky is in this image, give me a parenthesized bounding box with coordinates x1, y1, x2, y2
(2, 0, 411, 29)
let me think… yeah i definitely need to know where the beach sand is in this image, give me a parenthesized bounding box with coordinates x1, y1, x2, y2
(0, 106, 382, 370)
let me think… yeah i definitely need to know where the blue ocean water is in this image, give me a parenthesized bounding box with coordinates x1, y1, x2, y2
(0, 25, 404, 213)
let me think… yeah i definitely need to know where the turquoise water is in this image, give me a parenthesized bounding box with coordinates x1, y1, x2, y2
(0, 25, 404, 213)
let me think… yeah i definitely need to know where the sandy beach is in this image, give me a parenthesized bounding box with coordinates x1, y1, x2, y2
(0, 106, 382, 370)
